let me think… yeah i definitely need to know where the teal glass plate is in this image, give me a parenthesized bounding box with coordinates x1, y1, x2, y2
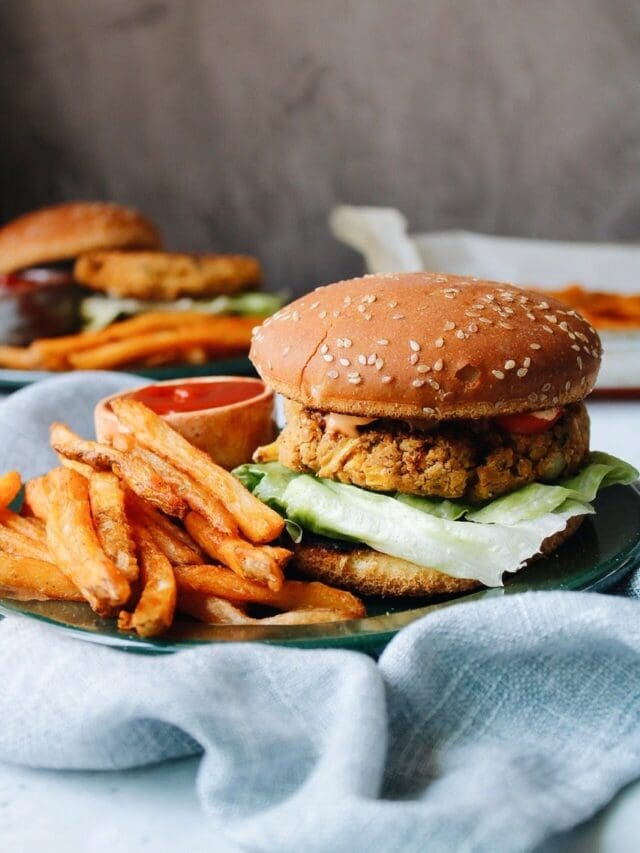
(0, 357, 256, 390)
(0, 484, 638, 656)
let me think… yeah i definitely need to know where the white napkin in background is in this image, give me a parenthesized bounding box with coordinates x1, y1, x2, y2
(0, 374, 640, 852)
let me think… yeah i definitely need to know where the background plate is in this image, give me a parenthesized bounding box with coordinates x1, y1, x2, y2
(0, 356, 256, 391)
(1, 484, 638, 656)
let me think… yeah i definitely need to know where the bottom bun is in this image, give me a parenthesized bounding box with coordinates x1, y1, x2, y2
(292, 515, 584, 597)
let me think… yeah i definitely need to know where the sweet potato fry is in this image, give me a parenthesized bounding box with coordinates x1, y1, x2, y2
(174, 564, 366, 619)
(125, 494, 203, 566)
(0, 553, 82, 601)
(0, 471, 21, 507)
(110, 398, 284, 543)
(130, 444, 237, 534)
(46, 467, 130, 615)
(0, 508, 46, 542)
(51, 423, 186, 518)
(0, 523, 50, 561)
(118, 525, 176, 638)
(184, 511, 287, 591)
(67, 316, 255, 370)
(89, 472, 138, 582)
(177, 589, 358, 626)
(23, 476, 51, 520)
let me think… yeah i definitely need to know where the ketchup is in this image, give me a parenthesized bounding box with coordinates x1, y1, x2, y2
(131, 380, 264, 415)
(0, 269, 74, 292)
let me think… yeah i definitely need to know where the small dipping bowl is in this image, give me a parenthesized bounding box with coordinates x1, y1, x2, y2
(95, 376, 275, 470)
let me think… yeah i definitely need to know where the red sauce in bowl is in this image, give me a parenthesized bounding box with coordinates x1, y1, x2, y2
(131, 379, 265, 416)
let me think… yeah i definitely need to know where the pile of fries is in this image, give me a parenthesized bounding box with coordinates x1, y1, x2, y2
(546, 285, 640, 331)
(0, 311, 258, 371)
(0, 398, 365, 636)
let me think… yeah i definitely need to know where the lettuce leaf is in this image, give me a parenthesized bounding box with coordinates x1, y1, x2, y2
(233, 453, 637, 587)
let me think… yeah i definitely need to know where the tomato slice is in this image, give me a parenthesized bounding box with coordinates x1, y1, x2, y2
(495, 407, 563, 435)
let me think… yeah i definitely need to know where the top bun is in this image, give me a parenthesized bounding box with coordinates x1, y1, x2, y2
(250, 272, 602, 420)
(0, 202, 162, 274)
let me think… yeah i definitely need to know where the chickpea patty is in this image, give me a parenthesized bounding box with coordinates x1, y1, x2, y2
(275, 401, 590, 502)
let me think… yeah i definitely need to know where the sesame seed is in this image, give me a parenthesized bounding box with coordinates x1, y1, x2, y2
(472, 304, 485, 310)
(492, 370, 505, 380)
(343, 296, 352, 305)
(358, 304, 367, 313)
(375, 358, 384, 370)
(543, 325, 553, 334)
(503, 307, 514, 315)
(428, 379, 440, 390)
(422, 407, 436, 415)
(538, 301, 549, 310)
(544, 315, 558, 324)
(392, 314, 404, 320)
(577, 356, 583, 369)
(443, 321, 456, 331)
(322, 354, 334, 362)
(530, 343, 541, 350)
(282, 345, 290, 356)
(381, 375, 393, 384)
(357, 354, 366, 365)
(348, 376, 362, 385)
(339, 358, 350, 367)
(468, 323, 478, 333)
(333, 310, 341, 318)
(526, 312, 536, 321)
(417, 364, 431, 373)
(320, 344, 328, 354)
(559, 321, 569, 331)
(363, 313, 372, 321)
(327, 369, 339, 379)
(542, 383, 551, 392)
(433, 358, 443, 371)
(435, 337, 444, 348)
(517, 368, 528, 378)
(523, 357, 531, 368)
(499, 322, 514, 330)
(455, 329, 465, 339)
(377, 339, 389, 346)
(478, 317, 492, 325)
(367, 354, 377, 365)
(366, 294, 376, 304)
(388, 300, 398, 308)
(528, 393, 538, 403)
(409, 353, 419, 365)
(565, 380, 571, 392)
(410, 340, 421, 351)
(571, 344, 580, 352)
(292, 311, 300, 321)
(266, 359, 272, 370)
(310, 302, 319, 310)
(444, 293, 456, 299)
(319, 310, 327, 319)
(412, 379, 425, 388)
(504, 360, 516, 370)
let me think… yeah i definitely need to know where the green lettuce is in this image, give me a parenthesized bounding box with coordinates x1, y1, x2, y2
(233, 453, 637, 587)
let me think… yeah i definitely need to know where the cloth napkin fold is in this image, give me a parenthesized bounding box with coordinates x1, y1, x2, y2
(0, 373, 639, 853)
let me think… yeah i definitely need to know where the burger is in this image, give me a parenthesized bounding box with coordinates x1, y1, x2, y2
(235, 272, 637, 597)
(0, 202, 279, 346)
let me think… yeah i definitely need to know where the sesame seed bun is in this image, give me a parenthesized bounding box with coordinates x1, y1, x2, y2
(0, 202, 162, 274)
(250, 272, 602, 420)
(293, 516, 584, 597)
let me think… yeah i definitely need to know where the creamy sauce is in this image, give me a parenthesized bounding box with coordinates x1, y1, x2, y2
(324, 413, 376, 437)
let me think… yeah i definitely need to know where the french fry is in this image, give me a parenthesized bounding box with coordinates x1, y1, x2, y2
(57, 454, 94, 478)
(0, 345, 42, 370)
(0, 523, 50, 561)
(130, 444, 237, 534)
(184, 511, 287, 591)
(118, 525, 176, 638)
(23, 476, 51, 520)
(0, 471, 21, 507)
(126, 494, 203, 566)
(177, 590, 357, 626)
(67, 316, 255, 370)
(110, 398, 284, 543)
(89, 472, 138, 582)
(46, 467, 130, 615)
(50, 423, 186, 518)
(0, 508, 46, 542)
(174, 564, 366, 619)
(0, 553, 82, 601)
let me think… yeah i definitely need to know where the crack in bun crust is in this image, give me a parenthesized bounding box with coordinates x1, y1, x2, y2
(250, 273, 602, 420)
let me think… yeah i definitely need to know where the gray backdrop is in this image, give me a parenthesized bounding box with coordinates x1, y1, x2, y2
(1, 1, 639, 294)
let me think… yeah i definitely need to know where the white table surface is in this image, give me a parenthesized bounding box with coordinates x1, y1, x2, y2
(1, 399, 639, 853)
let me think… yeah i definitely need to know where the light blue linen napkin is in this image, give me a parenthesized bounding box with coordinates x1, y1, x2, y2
(0, 373, 639, 853)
